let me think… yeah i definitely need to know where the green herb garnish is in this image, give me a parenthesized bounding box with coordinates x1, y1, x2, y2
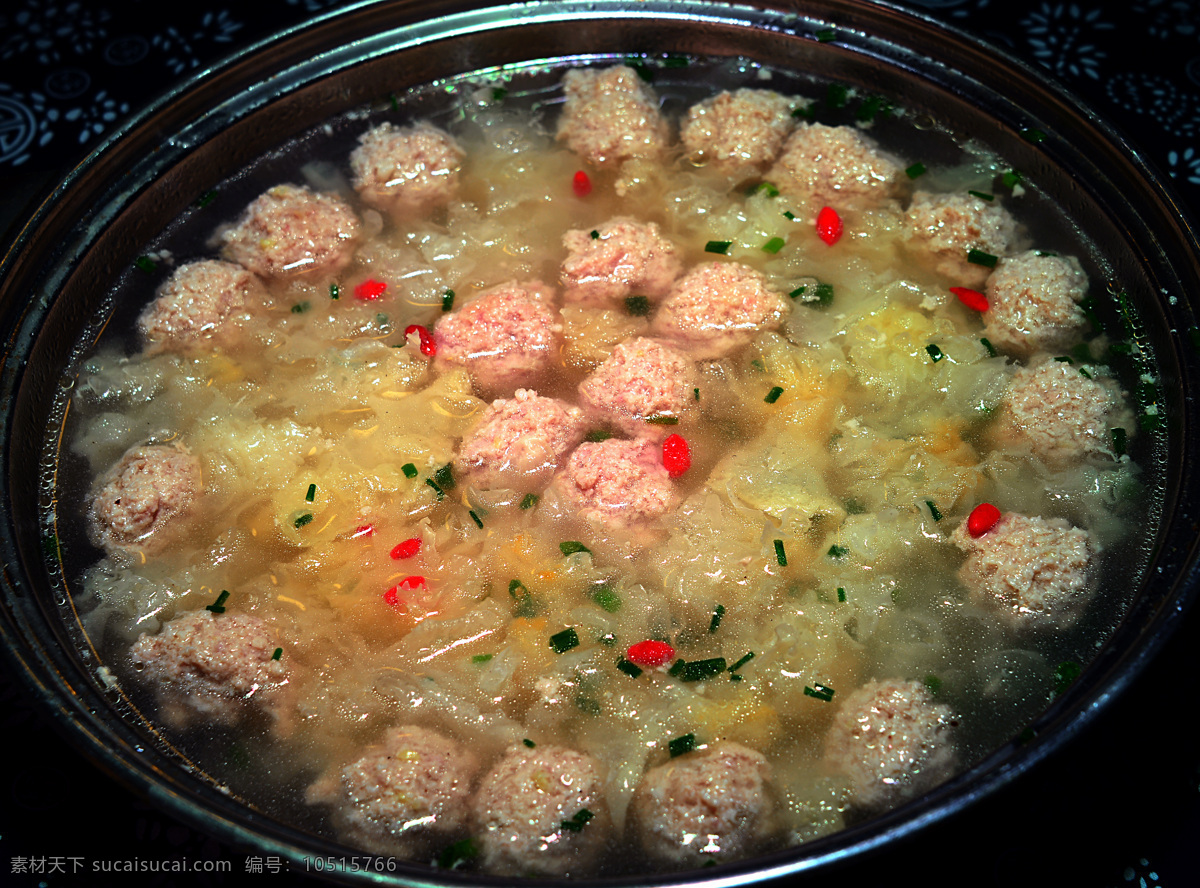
(827, 544, 849, 559)
(560, 541, 591, 557)
(762, 236, 786, 254)
(704, 240, 732, 255)
(709, 603, 725, 633)
(1054, 660, 1082, 695)
(856, 95, 890, 122)
(520, 493, 539, 510)
(433, 463, 455, 490)
(468, 510, 484, 529)
(523, 738, 536, 748)
(549, 628, 580, 654)
(750, 181, 781, 198)
(923, 675, 943, 695)
(816, 27, 837, 42)
(926, 344, 945, 363)
(329, 283, 340, 300)
(425, 478, 444, 500)
(679, 657, 727, 682)
(617, 658, 643, 678)
(645, 414, 679, 425)
(585, 429, 613, 442)
(134, 256, 158, 274)
(837, 587, 847, 602)
(442, 289, 455, 312)
(980, 337, 997, 357)
(437, 838, 478, 870)
(791, 105, 815, 121)
(491, 87, 508, 101)
(825, 83, 848, 108)
(305, 483, 316, 502)
(764, 386, 784, 404)
(293, 513, 314, 529)
(804, 683, 835, 701)
(968, 189, 994, 201)
(472, 653, 494, 664)
(401, 462, 418, 479)
(729, 652, 755, 673)
(624, 295, 652, 316)
(905, 162, 927, 179)
(560, 809, 595, 832)
(967, 249, 998, 268)
(290, 301, 311, 314)
(926, 500, 943, 522)
(1002, 169, 1023, 188)
(668, 733, 697, 757)
(626, 59, 653, 81)
(271, 647, 282, 660)
(591, 582, 621, 613)
(814, 282, 835, 305)
(590, 229, 600, 239)
(774, 539, 788, 567)
(206, 590, 231, 613)
(1111, 427, 1127, 456)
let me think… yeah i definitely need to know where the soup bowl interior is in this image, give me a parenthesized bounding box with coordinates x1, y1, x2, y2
(2, 0, 1200, 883)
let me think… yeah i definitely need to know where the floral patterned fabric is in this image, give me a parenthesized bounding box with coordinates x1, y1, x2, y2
(0, 1, 1195, 885)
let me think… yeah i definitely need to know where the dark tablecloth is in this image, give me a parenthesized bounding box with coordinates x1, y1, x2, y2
(2, 1, 1198, 886)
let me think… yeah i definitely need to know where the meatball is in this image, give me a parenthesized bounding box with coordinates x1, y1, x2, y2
(996, 361, 1127, 467)
(680, 88, 795, 172)
(349, 122, 464, 215)
(220, 183, 360, 279)
(904, 191, 1018, 286)
(556, 65, 670, 168)
(630, 742, 772, 866)
(982, 250, 1090, 355)
(550, 438, 680, 532)
(456, 389, 586, 490)
(433, 280, 562, 395)
(129, 609, 288, 725)
(471, 745, 610, 877)
(306, 725, 479, 856)
(651, 261, 789, 359)
(137, 259, 264, 352)
(560, 217, 682, 307)
(577, 337, 698, 437)
(769, 122, 902, 208)
(824, 678, 956, 812)
(90, 443, 201, 555)
(952, 511, 1099, 628)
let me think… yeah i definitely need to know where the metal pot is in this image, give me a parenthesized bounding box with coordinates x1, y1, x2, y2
(2, 1, 1198, 883)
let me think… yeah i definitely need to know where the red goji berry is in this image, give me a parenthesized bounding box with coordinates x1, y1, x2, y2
(662, 433, 691, 478)
(626, 639, 676, 668)
(404, 324, 437, 357)
(355, 278, 387, 300)
(572, 170, 592, 197)
(391, 537, 421, 560)
(967, 503, 1002, 537)
(950, 286, 989, 312)
(816, 206, 843, 245)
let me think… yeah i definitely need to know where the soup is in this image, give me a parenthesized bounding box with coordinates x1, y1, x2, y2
(60, 56, 1157, 877)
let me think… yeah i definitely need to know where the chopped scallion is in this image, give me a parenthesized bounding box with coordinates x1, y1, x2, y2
(905, 162, 927, 179)
(492, 87, 508, 101)
(762, 236, 786, 254)
(827, 544, 849, 559)
(814, 282, 834, 305)
(442, 289, 455, 312)
(401, 462, 418, 479)
(926, 343, 945, 363)
(774, 539, 788, 566)
(825, 83, 848, 108)
(764, 386, 784, 404)
(425, 478, 444, 500)
(520, 493, 539, 510)
(837, 587, 847, 602)
(305, 483, 316, 502)
(1020, 127, 1047, 143)
(585, 429, 613, 442)
(693, 387, 700, 401)
(704, 240, 732, 255)
(271, 647, 282, 660)
(923, 675, 943, 695)
(560, 540, 591, 557)
(436, 838, 478, 870)
(134, 256, 158, 274)
(1054, 660, 1082, 695)
(560, 809, 595, 832)
(523, 738, 536, 747)
(206, 590, 231, 613)
(791, 104, 815, 120)
(194, 189, 218, 209)
(803, 683, 835, 701)
(290, 301, 311, 314)
(783, 209, 797, 220)
(926, 500, 943, 522)
(294, 513, 314, 529)
(433, 463, 455, 490)
(591, 582, 621, 613)
(856, 95, 890, 122)
(968, 189, 994, 201)
(329, 283, 340, 300)
(624, 295, 652, 316)
(751, 181, 781, 198)
(729, 652, 755, 673)
(668, 733, 697, 757)
(980, 337, 997, 357)
(590, 229, 600, 239)
(645, 414, 679, 425)
(668, 659, 685, 677)
(472, 653, 494, 664)
(468, 510, 484, 529)
(1002, 169, 1023, 188)
(967, 249, 998, 268)
(709, 603, 725, 633)
(679, 657, 727, 682)
(663, 55, 689, 68)
(549, 627, 580, 654)
(617, 657, 643, 678)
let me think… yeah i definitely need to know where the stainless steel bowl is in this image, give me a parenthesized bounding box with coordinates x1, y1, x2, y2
(3, 1, 1199, 884)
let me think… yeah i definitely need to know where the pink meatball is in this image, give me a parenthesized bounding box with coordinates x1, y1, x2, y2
(630, 742, 772, 866)
(550, 438, 680, 532)
(952, 511, 1098, 628)
(90, 443, 201, 555)
(560, 217, 682, 307)
(651, 261, 789, 359)
(680, 88, 795, 172)
(824, 678, 957, 812)
(982, 250, 1090, 355)
(997, 361, 1127, 467)
(904, 191, 1018, 286)
(456, 389, 586, 490)
(129, 609, 288, 725)
(769, 123, 902, 208)
(307, 725, 479, 856)
(137, 259, 264, 352)
(471, 745, 610, 877)
(577, 337, 697, 438)
(556, 65, 670, 167)
(221, 184, 360, 279)
(433, 281, 562, 396)
(349, 122, 464, 215)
